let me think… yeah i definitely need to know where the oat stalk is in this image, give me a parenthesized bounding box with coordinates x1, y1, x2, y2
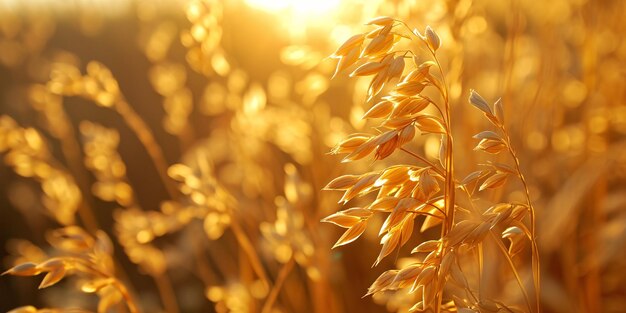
(261, 257, 296, 313)
(324, 16, 541, 312)
(496, 120, 542, 313)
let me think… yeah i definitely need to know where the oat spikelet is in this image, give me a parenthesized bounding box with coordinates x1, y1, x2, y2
(324, 17, 541, 313)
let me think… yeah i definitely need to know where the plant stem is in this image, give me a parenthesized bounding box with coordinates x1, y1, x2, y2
(41, 105, 100, 233)
(399, 147, 445, 177)
(59, 140, 100, 234)
(498, 124, 541, 313)
(50, 106, 144, 305)
(115, 99, 178, 199)
(428, 47, 455, 313)
(231, 218, 271, 289)
(261, 257, 295, 313)
(489, 231, 533, 313)
(114, 279, 140, 313)
(154, 273, 180, 313)
(430, 52, 455, 232)
(70, 257, 140, 313)
(111, 98, 184, 312)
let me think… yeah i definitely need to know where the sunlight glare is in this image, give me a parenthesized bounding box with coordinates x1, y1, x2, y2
(245, 0, 340, 17)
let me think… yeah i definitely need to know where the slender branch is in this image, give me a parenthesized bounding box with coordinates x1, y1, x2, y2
(261, 257, 296, 313)
(62, 164, 100, 234)
(154, 273, 180, 313)
(396, 21, 426, 44)
(69, 257, 140, 313)
(489, 231, 533, 313)
(113, 279, 140, 313)
(34, 102, 101, 233)
(112, 98, 183, 313)
(114, 99, 178, 199)
(431, 43, 455, 313)
(399, 147, 444, 176)
(477, 243, 484, 300)
(431, 57, 449, 102)
(395, 23, 455, 312)
(46, 102, 144, 303)
(422, 95, 447, 123)
(405, 210, 445, 219)
(231, 218, 271, 289)
(498, 123, 541, 312)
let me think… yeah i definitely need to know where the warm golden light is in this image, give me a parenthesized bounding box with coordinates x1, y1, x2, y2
(245, 0, 340, 17)
(0, 0, 130, 14)
(1, 0, 624, 312)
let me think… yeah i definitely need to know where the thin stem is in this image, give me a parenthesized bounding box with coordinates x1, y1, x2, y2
(422, 95, 447, 123)
(46, 104, 142, 302)
(231, 218, 271, 289)
(113, 98, 182, 312)
(498, 123, 541, 312)
(477, 243, 484, 300)
(405, 210, 444, 219)
(154, 273, 180, 313)
(430, 46, 454, 313)
(191, 224, 217, 286)
(54, 167, 100, 263)
(424, 201, 447, 218)
(396, 21, 426, 44)
(399, 147, 444, 176)
(113, 279, 140, 313)
(489, 231, 533, 313)
(70, 257, 140, 313)
(261, 257, 296, 313)
(114, 99, 178, 199)
(36, 104, 101, 233)
(429, 52, 455, 231)
(394, 49, 417, 57)
(466, 287, 479, 304)
(433, 275, 441, 313)
(432, 55, 450, 118)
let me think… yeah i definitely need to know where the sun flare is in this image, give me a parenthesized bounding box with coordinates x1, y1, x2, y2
(245, 0, 341, 16)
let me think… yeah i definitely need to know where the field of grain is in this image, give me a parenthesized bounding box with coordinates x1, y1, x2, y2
(0, 0, 625, 312)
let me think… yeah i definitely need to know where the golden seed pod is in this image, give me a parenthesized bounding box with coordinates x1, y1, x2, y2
(365, 16, 395, 27)
(424, 26, 440, 51)
(2, 262, 41, 276)
(363, 100, 393, 119)
(321, 212, 361, 228)
(469, 89, 493, 115)
(386, 56, 405, 81)
(350, 61, 385, 77)
(333, 33, 364, 57)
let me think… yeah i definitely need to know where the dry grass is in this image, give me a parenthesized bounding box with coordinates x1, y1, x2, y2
(323, 18, 540, 312)
(0, 0, 625, 313)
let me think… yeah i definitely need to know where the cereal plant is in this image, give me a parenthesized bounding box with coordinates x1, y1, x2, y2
(323, 17, 539, 312)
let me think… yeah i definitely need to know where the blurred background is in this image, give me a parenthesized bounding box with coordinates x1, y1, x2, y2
(0, 0, 625, 312)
